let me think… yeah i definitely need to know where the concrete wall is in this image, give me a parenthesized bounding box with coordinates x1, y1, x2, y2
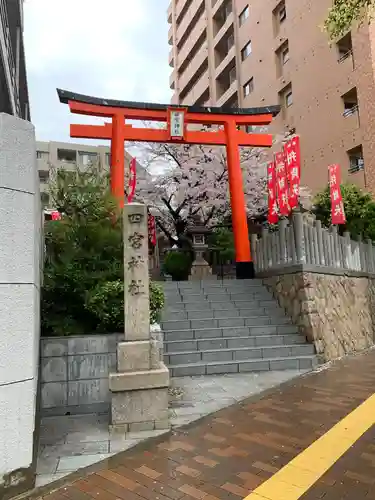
(262, 265, 375, 362)
(0, 113, 42, 499)
(40, 334, 120, 416)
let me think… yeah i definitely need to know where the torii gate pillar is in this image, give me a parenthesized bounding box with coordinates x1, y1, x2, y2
(57, 89, 280, 279)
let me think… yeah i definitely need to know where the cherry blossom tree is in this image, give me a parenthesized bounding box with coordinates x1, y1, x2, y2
(134, 141, 271, 248)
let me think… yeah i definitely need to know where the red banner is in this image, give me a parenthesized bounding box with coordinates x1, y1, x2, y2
(148, 214, 157, 246)
(275, 152, 290, 216)
(328, 164, 346, 225)
(284, 136, 301, 209)
(267, 162, 279, 224)
(127, 158, 137, 203)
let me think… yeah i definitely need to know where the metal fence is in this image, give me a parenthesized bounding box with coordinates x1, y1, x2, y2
(251, 213, 375, 274)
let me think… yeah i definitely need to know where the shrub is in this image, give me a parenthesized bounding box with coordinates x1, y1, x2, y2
(163, 250, 192, 281)
(85, 280, 165, 331)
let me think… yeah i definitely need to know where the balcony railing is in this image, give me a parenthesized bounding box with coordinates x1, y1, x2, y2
(338, 49, 352, 64)
(343, 104, 358, 117)
(349, 158, 364, 174)
(0, 0, 20, 115)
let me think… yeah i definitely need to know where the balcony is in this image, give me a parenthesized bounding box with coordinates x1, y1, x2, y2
(176, 0, 190, 21)
(178, 41, 208, 95)
(214, 12, 234, 47)
(168, 2, 172, 23)
(170, 69, 176, 90)
(171, 92, 179, 105)
(169, 48, 174, 67)
(177, 15, 206, 70)
(217, 80, 237, 107)
(212, 0, 225, 17)
(215, 44, 235, 76)
(176, 0, 204, 44)
(180, 69, 209, 106)
(0, 0, 20, 115)
(168, 24, 173, 45)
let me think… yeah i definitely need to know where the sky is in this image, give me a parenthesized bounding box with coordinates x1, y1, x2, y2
(23, 0, 172, 146)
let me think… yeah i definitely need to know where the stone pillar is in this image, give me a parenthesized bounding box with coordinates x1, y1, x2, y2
(109, 203, 169, 432)
(0, 114, 41, 499)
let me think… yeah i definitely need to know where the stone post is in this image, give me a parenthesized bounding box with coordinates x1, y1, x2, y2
(315, 220, 325, 266)
(109, 203, 169, 432)
(292, 212, 306, 263)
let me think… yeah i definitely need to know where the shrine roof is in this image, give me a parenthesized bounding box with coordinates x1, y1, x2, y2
(57, 89, 280, 117)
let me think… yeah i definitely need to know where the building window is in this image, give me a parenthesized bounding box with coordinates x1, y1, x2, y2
(282, 46, 289, 64)
(41, 192, 50, 207)
(273, 1, 286, 35)
(337, 32, 353, 63)
(342, 87, 358, 117)
(57, 149, 76, 163)
(229, 66, 237, 84)
(38, 170, 49, 183)
(286, 91, 293, 107)
(241, 41, 252, 61)
(239, 5, 249, 26)
(348, 145, 364, 173)
(78, 151, 98, 166)
(279, 3, 286, 22)
(243, 77, 254, 97)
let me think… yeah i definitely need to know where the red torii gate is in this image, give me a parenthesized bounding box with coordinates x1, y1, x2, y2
(57, 89, 280, 279)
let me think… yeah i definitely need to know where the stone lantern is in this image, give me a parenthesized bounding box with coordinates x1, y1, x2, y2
(186, 219, 214, 280)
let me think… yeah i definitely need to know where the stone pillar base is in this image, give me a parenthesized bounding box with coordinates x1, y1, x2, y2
(109, 363, 170, 433)
(189, 257, 214, 281)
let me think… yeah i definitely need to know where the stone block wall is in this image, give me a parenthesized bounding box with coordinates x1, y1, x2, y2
(263, 266, 375, 362)
(40, 334, 120, 416)
(0, 114, 42, 499)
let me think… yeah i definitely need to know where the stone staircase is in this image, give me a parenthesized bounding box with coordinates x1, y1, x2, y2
(161, 279, 318, 377)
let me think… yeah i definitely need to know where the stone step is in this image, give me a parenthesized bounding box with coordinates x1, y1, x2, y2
(161, 317, 298, 332)
(162, 310, 291, 323)
(162, 279, 265, 290)
(166, 292, 273, 303)
(165, 306, 286, 317)
(165, 302, 282, 312)
(164, 333, 308, 352)
(168, 355, 318, 377)
(163, 325, 299, 341)
(166, 344, 315, 365)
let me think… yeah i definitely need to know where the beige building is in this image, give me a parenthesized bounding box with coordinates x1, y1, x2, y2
(36, 141, 148, 208)
(168, 0, 375, 195)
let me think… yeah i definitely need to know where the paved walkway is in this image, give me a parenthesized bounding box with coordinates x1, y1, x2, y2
(23, 349, 375, 500)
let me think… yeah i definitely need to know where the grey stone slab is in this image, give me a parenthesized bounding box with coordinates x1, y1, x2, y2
(218, 318, 245, 328)
(262, 346, 291, 358)
(284, 335, 306, 345)
(41, 441, 109, 458)
(162, 320, 191, 331)
(238, 360, 270, 372)
(197, 338, 228, 350)
(187, 310, 215, 320)
(35, 472, 71, 488)
(269, 358, 300, 370)
(206, 363, 238, 375)
(163, 311, 187, 321)
(299, 357, 316, 370)
(41, 382, 68, 409)
(36, 457, 59, 474)
(244, 317, 270, 326)
(190, 319, 217, 329)
(254, 335, 283, 347)
(291, 345, 315, 356)
(57, 453, 114, 472)
(67, 379, 110, 406)
(202, 351, 233, 363)
(194, 328, 224, 339)
(227, 337, 256, 348)
(42, 357, 67, 383)
(65, 431, 110, 444)
(222, 327, 251, 337)
(213, 309, 240, 319)
(67, 353, 113, 381)
(67, 335, 117, 355)
(277, 325, 299, 334)
(165, 340, 198, 352)
(41, 339, 68, 358)
(109, 438, 141, 453)
(234, 349, 262, 361)
(171, 365, 206, 377)
(168, 352, 202, 364)
(249, 326, 277, 336)
(165, 330, 194, 341)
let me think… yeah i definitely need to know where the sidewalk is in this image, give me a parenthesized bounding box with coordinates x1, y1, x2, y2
(23, 349, 375, 500)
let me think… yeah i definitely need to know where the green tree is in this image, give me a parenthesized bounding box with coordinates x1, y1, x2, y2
(42, 164, 163, 336)
(208, 227, 235, 262)
(324, 0, 375, 40)
(313, 183, 375, 240)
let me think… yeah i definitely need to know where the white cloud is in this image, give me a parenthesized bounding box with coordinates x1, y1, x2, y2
(23, 0, 172, 142)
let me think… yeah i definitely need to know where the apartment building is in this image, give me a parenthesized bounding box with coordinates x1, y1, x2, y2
(36, 141, 149, 208)
(0, 0, 30, 119)
(168, 0, 375, 195)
